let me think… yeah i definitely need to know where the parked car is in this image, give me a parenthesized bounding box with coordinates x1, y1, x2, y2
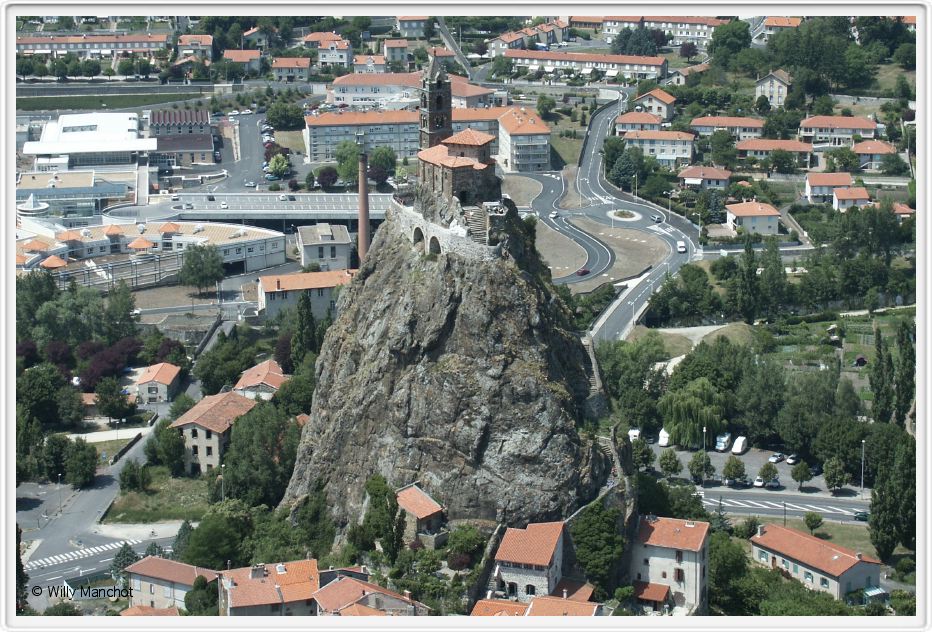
(768, 452, 786, 463)
(853, 510, 869, 522)
(765, 478, 781, 489)
(207, 195, 215, 201)
(809, 463, 823, 477)
(651, 214, 662, 223)
(288, 195, 296, 201)
(220, 201, 228, 209)
(786, 454, 800, 465)
(278, 194, 287, 201)
(731, 436, 748, 455)
(714, 432, 732, 452)
(265, 174, 281, 181)
(256, 106, 267, 113)
(244, 181, 257, 188)
(241, 108, 253, 114)
(725, 476, 749, 488)
(753, 476, 765, 488)
(227, 110, 240, 116)
(576, 267, 590, 276)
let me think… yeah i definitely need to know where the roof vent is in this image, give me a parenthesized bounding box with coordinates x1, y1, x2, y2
(193, 223, 204, 233)
(276, 563, 287, 574)
(81, 228, 92, 238)
(137, 223, 146, 233)
(685, 521, 695, 527)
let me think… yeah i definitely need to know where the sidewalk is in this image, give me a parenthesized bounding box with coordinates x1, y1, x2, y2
(92, 521, 188, 540)
(67, 425, 153, 444)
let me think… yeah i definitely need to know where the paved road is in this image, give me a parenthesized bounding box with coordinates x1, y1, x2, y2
(698, 488, 869, 521)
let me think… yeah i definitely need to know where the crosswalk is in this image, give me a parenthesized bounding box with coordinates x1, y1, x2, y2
(24, 539, 141, 571)
(703, 498, 856, 516)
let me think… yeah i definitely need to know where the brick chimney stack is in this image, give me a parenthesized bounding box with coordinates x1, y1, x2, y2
(357, 133, 370, 261)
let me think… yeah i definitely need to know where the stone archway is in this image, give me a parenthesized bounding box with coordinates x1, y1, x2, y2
(413, 226, 425, 249)
(428, 236, 441, 255)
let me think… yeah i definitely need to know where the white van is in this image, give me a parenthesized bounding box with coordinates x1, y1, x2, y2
(628, 428, 641, 443)
(731, 436, 748, 455)
(658, 428, 671, 447)
(676, 240, 687, 253)
(715, 432, 732, 452)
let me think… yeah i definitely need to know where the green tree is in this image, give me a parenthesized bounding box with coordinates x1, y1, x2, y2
(722, 455, 746, 482)
(172, 520, 194, 560)
(892, 43, 916, 70)
(658, 377, 726, 449)
(602, 136, 626, 176)
(304, 170, 316, 190)
(688, 451, 714, 482)
(56, 386, 85, 428)
(536, 95, 556, 119)
(754, 94, 772, 115)
(490, 55, 513, 77)
(42, 433, 71, 482)
(568, 499, 623, 600)
(869, 325, 895, 423)
(893, 320, 915, 427)
(110, 542, 140, 587)
(179, 244, 224, 296)
(709, 20, 751, 69)
(193, 329, 255, 395)
(679, 42, 698, 62)
(291, 292, 318, 365)
(631, 438, 656, 471)
(769, 148, 796, 174)
(168, 393, 196, 421)
(658, 448, 682, 478)
(369, 146, 397, 173)
(118, 58, 135, 76)
(446, 525, 486, 564)
(182, 512, 248, 569)
(758, 461, 778, 482)
(823, 456, 847, 492)
(880, 152, 909, 176)
(803, 511, 823, 535)
(265, 101, 304, 129)
(731, 239, 759, 324)
(65, 438, 97, 488)
(791, 461, 812, 490)
(824, 147, 860, 173)
(316, 165, 339, 188)
(144, 541, 165, 558)
(890, 438, 916, 550)
(709, 129, 737, 168)
(708, 530, 748, 612)
(184, 574, 219, 615)
(811, 94, 835, 115)
(758, 237, 787, 318)
(611, 27, 658, 56)
(17, 363, 65, 428)
(16, 525, 29, 613)
(44, 602, 81, 615)
(335, 140, 361, 183)
(16, 56, 35, 80)
(869, 460, 900, 562)
(95, 376, 132, 422)
(155, 419, 186, 476)
(268, 153, 289, 178)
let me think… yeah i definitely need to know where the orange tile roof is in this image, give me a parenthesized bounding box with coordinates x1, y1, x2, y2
(833, 186, 870, 201)
(505, 48, 665, 66)
(643, 15, 727, 26)
(273, 57, 311, 69)
(234, 359, 288, 391)
(127, 236, 155, 249)
(353, 54, 385, 65)
(398, 16, 429, 21)
(325, 40, 350, 50)
(679, 63, 710, 76)
(304, 31, 343, 44)
(726, 201, 781, 217)
(339, 603, 387, 616)
(15, 254, 28, 265)
(807, 172, 853, 187)
(495, 521, 564, 566)
(125, 556, 218, 586)
(637, 516, 711, 551)
(260, 269, 356, 293)
(570, 16, 604, 24)
(396, 484, 442, 519)
(494, 32, 526, 44)
(23, 239, 50, 251)
(623, 130, 694, 141)
(752, 524, 881, 577)
(633, 580, 670, 602)
(902, 16, 916, 25)
(678, 166, 732, 180)
(736, 138, 811, 152)
(419, 144, 490, 170)
(158, 222, 180, 233)
(553, 19, 569, 28)
(56, 230, 82, 241)
(17, 33, 169, 45)
(852, 140, 896, 155)
(120, 605, 180, 616)
(296, 413, 310, 427)
(223, 49, 261, 63)
(691, 115, 764, 128)
(104, 224, 125, 236)
(605, 16, 643, 23)
(635, 88, 676, 104)
(170, 391, 256, 434)
(616, 111, 662, 124)
(427, 46, 455, 57)
(312, 576, 425, 613)
(497, 108, 550, 135)
(40, 255, 67, 269)
(764, 17, 802, 28)
(223, 559, 319, 609)
(383, 39, 408, 48)
(526, 596, 599, 616)
(136, 362, 181, 386)
(178, 34, 213, 46)
(81, 393, 97, 406)
(552, 578, 595, 602)
(470, 599, 529, 616)
(800, 115, 877, 129)
(443, 128, 495, 146)
(893, 202, 914, 215)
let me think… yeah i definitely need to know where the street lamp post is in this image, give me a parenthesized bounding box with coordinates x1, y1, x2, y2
(633, 173, 638, 198)
(221, 464, 225, 501)
(860, 439, 866, 499)
(57, 473, 62, 514)
(702, 426, 707, 489)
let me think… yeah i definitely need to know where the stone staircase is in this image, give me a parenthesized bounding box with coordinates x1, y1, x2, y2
(464, 208, 488, 244)
(579, 335, 602, 397)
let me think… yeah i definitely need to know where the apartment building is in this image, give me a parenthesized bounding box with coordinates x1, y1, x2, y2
(303, 31, 343, 48)
(177, 34, 213, 60)
(318, 39, 352, 68)
(496, 107, 552, 172)
(125, 557, 218, 610)
(632, 88, 676, 121)
(615, 111, 663, 133)
(643, 16, 727, 48)
(353, 54, 386, 73)
(757, 17, 802, 43)
(272, 57, 311, 82)
(328, 72, 493, 109)
(805, 172, 853, 203)
(622, 130, 694, 167)
(736, 138, 812, 168)
(397, 16, 429, 38)
(169, 391, 256, 474)
(630, 515, 710, 615)
(690, 116, 764, 140)
(798, 115, 877, 147)
(755, 69, 792, 108)
(383, 39, 409, 63)
(257, 270, 357, 320)
(505, 49, 667, 80)
(297, 223, 353, 270)
(725, 201, 781, 236)
(16, 33, 169, 59)
(147, 108, 211, 137)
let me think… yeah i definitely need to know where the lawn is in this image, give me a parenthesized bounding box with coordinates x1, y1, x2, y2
(17, 94, 196, 111)
(873, 63, 915, 94)
(702, 322, 754, 346)
(546, 109, 587, 167)
(103, 466, 209, 523)
(627, 325, 693, 359)
(274, 130, 305, 155)
(93, 438, 133, 464)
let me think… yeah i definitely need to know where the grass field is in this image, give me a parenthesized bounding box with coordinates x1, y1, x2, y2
(94, 438, 132, 464)
(628, 324, 694, 359)
(547, 108, 588, 167)
(274, 130, 305, 154)
(702, 322, 754, 346)
(874, 63, 916, 94)
(16, 94, 197, 111)
(104, 466, 209, 523)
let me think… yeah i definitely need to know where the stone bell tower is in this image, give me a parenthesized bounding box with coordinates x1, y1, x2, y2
(419, 55, 452, 150)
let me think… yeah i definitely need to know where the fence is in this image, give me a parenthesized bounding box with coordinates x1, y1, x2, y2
(110, 432, 143, 466)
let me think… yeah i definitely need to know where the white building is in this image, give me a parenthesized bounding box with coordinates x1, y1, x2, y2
(272, 57, 311, 82)
(622, 130, 694, 167)
(798, 116, 877, 147)
(505, 49, 667, 80)
(233, 359, 289, 400)
(615, 111, 662, 133)
(383, 39, 409, 63)
(135, 362, 182, 404)
(318, 39, 353, 68)
(690, 116, 764, 140)
(353, 54, 386, 73)
(630, 515, 710, 615)
(487, 32, 527, 57)
(832, 186, 871, 212)
(736, 138, 812, 168)
(641, 16, 727, 48)
(222, 49, 261, 73)
(397, 16, 429, 38)
(678, 166, 731, 190)
(755, 69, 792, 108)
(492, 522, 565, 602)
(496, 108, 552, 172)
(297, 223, 353, 270)
(851, 139, 897, 171)
(328, 72, 494, 110)
(22, 112, 156, 172)
(631, 88, 676, 121)
(756, 17, 802, 43)
(751, 524, 883, 601)
(177, 34, 213, 61)
(725, 200, 781, 236)
(16, 33, 170, 59)
(805, 172, 853, 203)
(257, 269, 356, 321)
(125, 557, 218, 611)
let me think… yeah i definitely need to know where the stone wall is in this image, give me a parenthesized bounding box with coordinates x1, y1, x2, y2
(389, 201, 500, 262)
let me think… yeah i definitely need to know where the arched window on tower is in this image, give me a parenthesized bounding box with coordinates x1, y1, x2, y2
(435, 94, 443, 108)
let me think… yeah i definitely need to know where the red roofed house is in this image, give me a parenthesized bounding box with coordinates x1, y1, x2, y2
(623, 130, 694, 167)
(893, 202, 914, 224)
(631, 515, 710, 615)
(569, 16, 604, 30)
(177, 34, 214, 61)
(242, 25, 274, 49)
(258, 269, 357, 320)
(678, 166, 732, 190)
(615, 111, 662, 134)
(492, 521, 566, 602)
(395, 483, 446, 548)
(303, 31, 343, 49)
(383, 39, 409, 64)
(318, 39, 353, 68)
(121, 605, 180, 616)
(833, 186, 871, 212)
(798, 115, 877, 147)
(632, 88, 677, 121)
(233, 359, 289, 400)
(726, 200, 781, 236)
(690, 116, 764, 140)
(219, 560, 320, 616)
(125, 556, 218, 610)
(470, 598, 530, 616)
(805, 172, 853, 203)
(751, 524, 882, 601)
(135, 362, 182, 404)
(353, 54, 386, 74)
(222, 49, 261, 73)
(311, 575, 430, 615)
(755, 69, 793, 108)
(852, 139, 897, 171)
(272, 57, 311, 82)
(487, 31, 527, 57)
(169, 391, 257, 474)
(397, 16, 430, 39)
(736, 138, 812, 169)
(759, 17, 802, 43)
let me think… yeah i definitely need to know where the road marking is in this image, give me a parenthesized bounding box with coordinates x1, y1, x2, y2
(782, 503, 811, 512)
(24, 539, 141, 570)
(739, 500, 773, 509)
(801, 504, 835, 513)
(823, 505, 855, 515)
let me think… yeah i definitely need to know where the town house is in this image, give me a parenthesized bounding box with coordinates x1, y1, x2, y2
(615, 111, 662, 134)
(755, 69, 792, 108)
(690, 116, 764, 140)
(725, 201, 781, 236)
(135, 362, 181, 404)
(125, 556, 218, 610)
(257, 269, 357, 320)
(622, 130, 694, 167)
(297, 223, 353, 270)
(805, 172, 853, 203)
(233, 359, 289, 400)
(631, 88, 676, 121)
(833, 186, 871, 212)
(630, 515, 710, 615)
(272, 57, 311, 82)
(396, 483, 446, 548)
(736, 138, 812, 168)
(492, 521, 565, 602)
(678, 166, 732, 190)
(798, 115, 877, 147)
(169, 391, 256, 474)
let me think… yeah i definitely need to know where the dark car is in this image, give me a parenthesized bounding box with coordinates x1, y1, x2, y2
(853, 510, 869, 522)
(809, 464, 823, 477)
(264, 174, 281, 181)
(207, 195, 215, 201)
(725, 476, 750, 489)
(765, 478, 781, 490)
(288, 195, 296, 201)
(576, 267, 590, 276)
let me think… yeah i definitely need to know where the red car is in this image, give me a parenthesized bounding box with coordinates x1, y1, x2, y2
(576, 267, 590, 276)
